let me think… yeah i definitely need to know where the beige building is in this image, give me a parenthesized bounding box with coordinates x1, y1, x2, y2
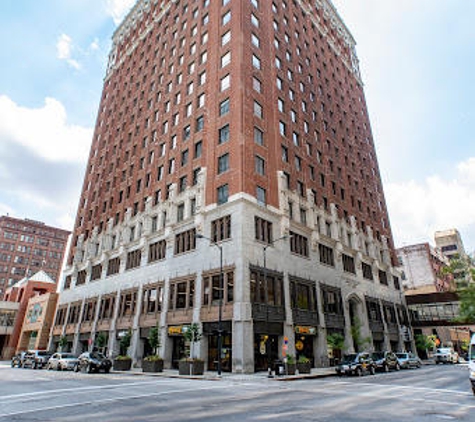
(54, 0, 410, 373)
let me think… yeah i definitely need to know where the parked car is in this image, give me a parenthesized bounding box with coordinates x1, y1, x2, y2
(11, 351, 27, 368)
(371, 351, 400, 372)
(22, 350, 52, 369)
(74, 351, 112, 373)
(335, 352, 375, 376)
(434, 347, 458, 364)
(46, 353, 78, 371)
(396, 352, 422, 369)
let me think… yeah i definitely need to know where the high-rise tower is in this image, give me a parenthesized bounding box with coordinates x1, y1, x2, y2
(54, 0, 410, 372)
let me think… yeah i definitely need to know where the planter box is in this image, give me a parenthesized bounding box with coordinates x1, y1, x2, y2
(142, 359, 164, 373)
(297, 362, 311, 374)
(113, 358, 132, 371)
(285, 363, 297, 375)
(178, 360, 204, 375)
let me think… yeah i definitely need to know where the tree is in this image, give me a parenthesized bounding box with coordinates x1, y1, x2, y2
(327, 332, 345, 364)
(442, 253, 475, 323)
(58, 336, 68, 352)
(148, 326, 161, 356)
(119, 329, 132, 357)
(350, 317, 371, 352)
(415, 334, 436, 359)
(183, 323, 202, 359)
(95, 332, 107, 350)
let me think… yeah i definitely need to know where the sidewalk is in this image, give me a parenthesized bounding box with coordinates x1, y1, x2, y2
(111, 365, 338, 382)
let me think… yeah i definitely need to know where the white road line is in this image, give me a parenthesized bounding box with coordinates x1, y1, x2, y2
(0, 384, 230, 419)
(0, 379, 181, 402)
(332, 380, 473, 397)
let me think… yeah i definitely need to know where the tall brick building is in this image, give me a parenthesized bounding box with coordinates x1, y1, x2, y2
(56, 0, 411, 373)
(0, 216, 70, 298)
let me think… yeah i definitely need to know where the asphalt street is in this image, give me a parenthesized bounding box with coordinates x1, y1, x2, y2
(0, 362, 473, 421)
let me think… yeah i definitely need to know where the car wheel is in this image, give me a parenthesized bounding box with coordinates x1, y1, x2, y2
(104, 367, 110, 374)
(32, 362, 37, 370)
(356, 367, 363, 377)
(435, 361, 440, 365)
(416, 362, 421, 369)
(73, 364, 80, 373)
(57, 364, 62, 371)
(472, 387, 475, 396)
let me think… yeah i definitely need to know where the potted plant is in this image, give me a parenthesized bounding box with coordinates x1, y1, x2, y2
(297, 355, 311, 374)
(179, 323, 204, 375)
(113, 329, 132, 371)
(285, 355, 296, 375)
(143, 327, 163, 373)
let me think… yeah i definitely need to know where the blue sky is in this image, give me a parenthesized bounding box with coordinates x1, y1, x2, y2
(0, 0, 474, 253)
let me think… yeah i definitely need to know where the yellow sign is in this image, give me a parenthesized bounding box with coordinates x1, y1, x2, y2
(168, 325, 184, 336)
(295, 326, 317, 335)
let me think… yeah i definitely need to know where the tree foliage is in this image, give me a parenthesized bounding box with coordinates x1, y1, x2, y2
(148, 326, 161, 356)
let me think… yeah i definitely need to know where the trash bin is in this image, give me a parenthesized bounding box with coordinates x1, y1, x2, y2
(274, 360, 285, 376)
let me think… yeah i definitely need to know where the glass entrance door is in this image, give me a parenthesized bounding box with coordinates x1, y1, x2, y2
(171, 336, 186, 369)
(254, 334, 279, 372)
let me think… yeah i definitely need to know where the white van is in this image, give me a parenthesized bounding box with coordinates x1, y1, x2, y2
(469, 333, 475, 395)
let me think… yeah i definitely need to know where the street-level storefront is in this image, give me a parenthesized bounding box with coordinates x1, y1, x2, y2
(168, 325, 188, 369)
(203, 321, 232, 372)
(253, 322, 283, 372)
(295, 325, 317, 366)
(139, 327, 154, 359)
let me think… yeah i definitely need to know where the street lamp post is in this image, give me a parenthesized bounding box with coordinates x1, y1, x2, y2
(196, 233, 224, 376)
(262, 235, 288, 378)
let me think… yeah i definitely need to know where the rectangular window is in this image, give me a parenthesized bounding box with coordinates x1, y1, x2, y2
(290, 232, 308, 257)
(222, 11, 231, 25)
(221, 74, 230, 91)
(218, 153, 230, 174)
(254, 101, 263, 118)
(174, 228, 197, 255)
(107, 257, 121, 276)
(219, 124, 230, 143)
(342, 254, 356, 274)
(126, 249, 142, 270)
(217, 184, 229, 205)
(255, 216, 272, 244)
(254, 127, 263, 145)
(211, 215, 232, 242)
(362, 262, 373, 280)
(221, 51, 231, 68)
(252, 54, 261, 69)
(219, 98, 230, 116)
(318, 243, 334, 266)
(256, 186, 266, 205)
(255, 155, 265, 175)
(149, 240, 166, 262)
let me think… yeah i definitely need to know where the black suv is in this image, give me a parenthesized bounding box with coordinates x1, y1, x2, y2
(336, 352, 376, 376)
(75, 351, 112, 373)
(371, 351, 400, 372)
(22, 350, 52, 369)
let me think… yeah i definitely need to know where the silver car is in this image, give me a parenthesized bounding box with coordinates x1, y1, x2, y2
(47, 352, 78, 371)
(396, 352, 422, 369)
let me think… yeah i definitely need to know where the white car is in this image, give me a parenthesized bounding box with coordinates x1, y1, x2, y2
(47, 352, 78, 371)
(434, 347, 458, 364)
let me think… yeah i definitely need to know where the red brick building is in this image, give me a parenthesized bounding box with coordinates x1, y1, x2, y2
(0, 216, 70, 297)
(0, 270, 57, 359)
(57, 0, 410, 373)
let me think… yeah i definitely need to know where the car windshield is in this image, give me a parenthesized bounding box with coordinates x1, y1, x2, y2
(436, 348, 451, 354)
(341, 354, 358, 364)
(90, 352, 105, 360)
(396, 353, 408, 359)
(371, 352, 384, 360)
(62, 354, 76, 359)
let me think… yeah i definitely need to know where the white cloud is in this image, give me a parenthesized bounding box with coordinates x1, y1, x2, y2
(105, 0, 136, 25)
(386, 157, 475, 251)
(0, 95, 92, 163)
(56, 33, 81, 69)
